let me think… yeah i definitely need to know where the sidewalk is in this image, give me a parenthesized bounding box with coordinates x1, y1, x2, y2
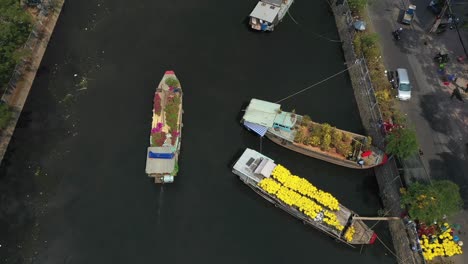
(368, 0, 468, 263)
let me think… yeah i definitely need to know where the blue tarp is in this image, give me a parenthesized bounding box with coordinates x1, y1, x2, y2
(149, 151, 174, 159)
(244, 120, 268, 137)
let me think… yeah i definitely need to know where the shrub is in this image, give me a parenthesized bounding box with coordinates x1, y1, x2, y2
(0, 103, 12, 130)
(310, 124, 322, 137)
(353, 34, 363, 57)
(361, 33, 379, 49)
(309, 136, 321, 147)
(336, 141, 352, 156)
(301, 115, 311, 126)
(321, 123, 332, 135)
(342, 133, 352, 143)
(165, 77, 180, 87)
(348, 0, 367, 12)
(331, 128, 343, 146)
(294, 128, 306, 143)
(321, 134, 332, 151)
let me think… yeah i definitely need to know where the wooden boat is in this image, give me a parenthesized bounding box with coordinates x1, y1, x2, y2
(241, 99, 387, 169)
(145, 71, 183, 183)
(232, 148, 377, 246)
(249, 0, 294, 31)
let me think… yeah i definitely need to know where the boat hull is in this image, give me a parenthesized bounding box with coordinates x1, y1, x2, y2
(266, 131, 379, 169)
(233, 169, 374, 245)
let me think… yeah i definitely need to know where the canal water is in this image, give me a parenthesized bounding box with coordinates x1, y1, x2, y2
(0, 0, 395, 263)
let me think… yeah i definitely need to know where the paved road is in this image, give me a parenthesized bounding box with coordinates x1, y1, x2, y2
(368, 0, 468, 263)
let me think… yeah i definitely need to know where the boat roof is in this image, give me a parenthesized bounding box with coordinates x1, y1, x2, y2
(233, 148, 276, 182)
(145, 147, 175, 174)
(273, 111, 296, 128)
(243, 99, 281, 127)
(262, 0, 282, 6)
(249, 2, 280, 23)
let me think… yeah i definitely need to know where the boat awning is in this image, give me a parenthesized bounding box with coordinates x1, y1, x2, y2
(249, 2, 280, 23)
(242, 99, 281, 127)
(146, 147, 175, 174)
(244, 120, 268, 137)
(254, 159, 276, 177)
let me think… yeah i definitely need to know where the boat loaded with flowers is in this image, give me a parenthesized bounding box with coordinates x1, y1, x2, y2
(145, 71, 183, 184)
(232, 148, 377, 246)
(241, 99, 387, 169)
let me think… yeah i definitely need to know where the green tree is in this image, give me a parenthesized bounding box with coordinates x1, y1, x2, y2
(401, 180, 463, 223)
(0, 0, 32, 87)
(385, 127, 418, 159)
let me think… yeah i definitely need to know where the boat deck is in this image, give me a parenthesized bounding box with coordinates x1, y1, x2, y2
(268, 127, 295, 141)
(232, 148, 375, 245)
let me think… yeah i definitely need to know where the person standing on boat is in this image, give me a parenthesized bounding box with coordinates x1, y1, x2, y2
(357, 159, 364, 168)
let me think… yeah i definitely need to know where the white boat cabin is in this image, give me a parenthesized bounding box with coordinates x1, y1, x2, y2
(249, 0, 294, 31)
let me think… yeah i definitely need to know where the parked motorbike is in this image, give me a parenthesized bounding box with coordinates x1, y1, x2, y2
(434, 52, 449, 63)
(392, 28, 402, 41)
(386, 70, 398, 89)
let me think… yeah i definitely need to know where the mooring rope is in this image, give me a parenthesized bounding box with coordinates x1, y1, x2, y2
(376, 235, 406, 263)
(287, 10, 342, 43)
(275, 62, 359, 103)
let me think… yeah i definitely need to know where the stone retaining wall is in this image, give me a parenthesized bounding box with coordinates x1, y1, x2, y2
(328, 1, 423, 263)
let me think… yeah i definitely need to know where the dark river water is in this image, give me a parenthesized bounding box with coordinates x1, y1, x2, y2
(0, 0, 396, 263)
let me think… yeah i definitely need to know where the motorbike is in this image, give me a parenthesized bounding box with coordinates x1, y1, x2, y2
(434, 52, 449, 63)
(392, 29, 402, 41)
(386, 70, 398, 89)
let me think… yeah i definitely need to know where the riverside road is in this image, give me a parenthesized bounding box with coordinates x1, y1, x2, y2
(0, 1, 396, 263)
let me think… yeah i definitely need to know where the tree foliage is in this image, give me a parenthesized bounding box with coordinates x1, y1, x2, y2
(401, 180, 463, 223)
(0, 0, 32, 87)
(385, 126, 418, 159)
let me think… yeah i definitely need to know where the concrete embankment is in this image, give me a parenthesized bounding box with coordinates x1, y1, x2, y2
(0, 1, 66, 165)
(328, 1, 423, 263)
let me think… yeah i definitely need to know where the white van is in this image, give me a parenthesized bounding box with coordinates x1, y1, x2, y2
(396, 68, 412, 100)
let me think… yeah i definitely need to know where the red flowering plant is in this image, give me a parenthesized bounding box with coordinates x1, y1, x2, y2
(151, 131, 166, 147)
(170, 130, 179, 145)
(151, 122, 163, 134)
(154, 93, 162, 115)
